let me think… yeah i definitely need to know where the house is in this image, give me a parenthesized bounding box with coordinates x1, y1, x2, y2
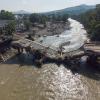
(0, 20, 12, 34)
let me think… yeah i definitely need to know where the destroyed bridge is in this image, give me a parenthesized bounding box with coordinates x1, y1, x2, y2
(12, 38, 100, 61)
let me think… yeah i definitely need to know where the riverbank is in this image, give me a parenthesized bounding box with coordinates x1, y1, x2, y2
(34, 21, 70, 37)
(14, 21, 70, 40)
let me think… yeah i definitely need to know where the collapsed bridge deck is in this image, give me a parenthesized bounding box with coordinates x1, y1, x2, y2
(12, 38, 85, 58)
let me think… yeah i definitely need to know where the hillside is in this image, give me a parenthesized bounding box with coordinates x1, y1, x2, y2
(44, 4, 95, 15)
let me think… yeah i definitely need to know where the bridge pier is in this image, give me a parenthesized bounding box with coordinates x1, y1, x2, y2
(86, 54, 98, 66)
(17, 47, 23, 54)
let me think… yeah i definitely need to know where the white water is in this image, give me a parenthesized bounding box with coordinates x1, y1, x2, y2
(37, 18, 87, 52)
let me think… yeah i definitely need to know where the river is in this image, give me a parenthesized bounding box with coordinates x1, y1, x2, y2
(0, 19, 100, 100)
(37, 18, 87, 53)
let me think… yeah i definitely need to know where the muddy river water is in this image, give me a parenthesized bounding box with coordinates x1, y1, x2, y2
(0, 19, 100, 100)
(0, 61, 100, 100)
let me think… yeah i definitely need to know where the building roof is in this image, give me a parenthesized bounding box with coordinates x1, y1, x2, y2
(0, 20, 12, 28)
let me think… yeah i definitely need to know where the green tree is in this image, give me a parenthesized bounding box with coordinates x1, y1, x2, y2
(24, 20, 31, 31)
(5, 21, 16, 35)
(29, 13, 47, 25)
(62, 14, 69, 22)
(0, 10, 15, 20)
(73, 4, 100, 41)
(91, 24, 100, 41)
(29, 13, 40, 23)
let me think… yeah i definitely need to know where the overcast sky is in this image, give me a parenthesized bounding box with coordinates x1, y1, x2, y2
(0, 0, 100, 12)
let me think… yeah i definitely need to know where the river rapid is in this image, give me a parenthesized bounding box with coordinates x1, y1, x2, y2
(0, 19, 100, 100)
(37, 18, 87, 53)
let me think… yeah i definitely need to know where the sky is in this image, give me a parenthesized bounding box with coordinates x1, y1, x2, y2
(0, 0, 100, 12)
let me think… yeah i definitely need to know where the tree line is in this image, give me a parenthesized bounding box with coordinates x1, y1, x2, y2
(0, 10, 15, 36)
(29, 13, 68, 25)
(72, 4, 100, 41)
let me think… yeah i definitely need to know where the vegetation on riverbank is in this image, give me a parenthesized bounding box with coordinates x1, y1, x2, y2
(72, 4, 100, 41)
(0, 10, 16, 36)
(29, 13, 69, 25)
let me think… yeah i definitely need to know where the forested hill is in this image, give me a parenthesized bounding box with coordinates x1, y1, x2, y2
(44, 4, 95, 15)
(73, 4, 100, 41)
